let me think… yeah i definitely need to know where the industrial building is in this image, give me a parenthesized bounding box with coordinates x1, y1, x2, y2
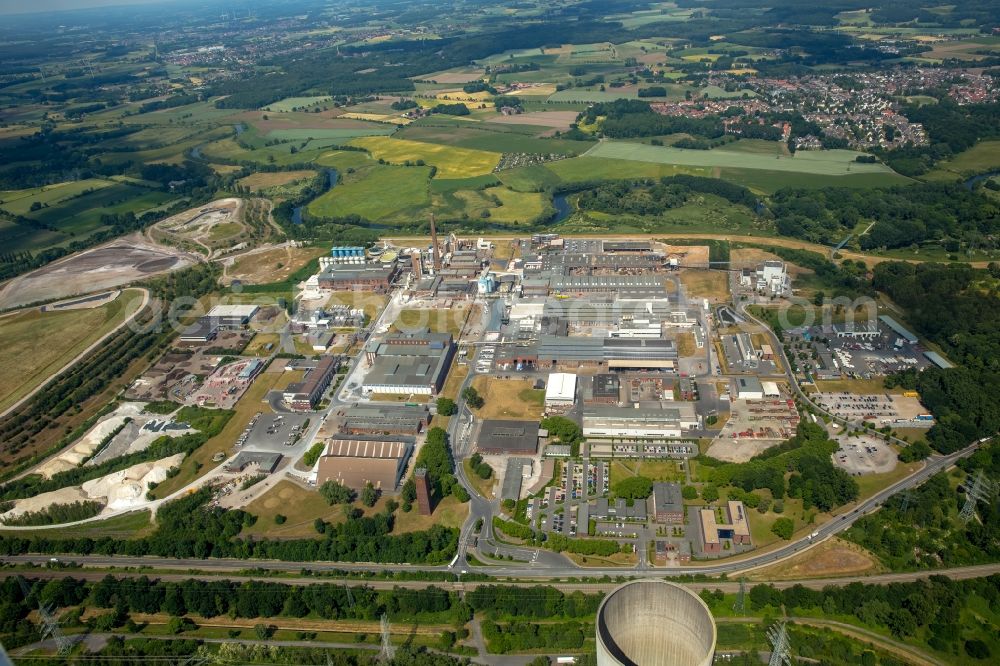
(734, 376, 764, 400)
(583, 404, 699, 439)
(596, 580, 716, 666)
(652, 482, 684, 524)
(205, 304, 260, 328)
(477, 419, 541, 455)
(179, 318, 219, 343)
(361, 330, 455, 396)
(584, 374, 622, 405)
(283, 356, 339, 411)
(590, 497, 647, 521)
(544, 372, 577, 412)
(317, 262, 399, 292)
(496, 336, 677, 371)
(879, 315, 919, 345)
(833, 320, 879, 339)
(699, 501, 752, 553)
(225, 452, 282, 474)
(315, 434, 414, 491)
(339, 404, 429, 435)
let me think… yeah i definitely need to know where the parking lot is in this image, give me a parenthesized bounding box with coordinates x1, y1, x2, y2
(242, 413, 312, 453)
(832, 434, 897, 475)
(814, 392, 932, 427)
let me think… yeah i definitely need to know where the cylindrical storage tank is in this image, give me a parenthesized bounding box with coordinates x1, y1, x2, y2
(596, 579, 716, 666)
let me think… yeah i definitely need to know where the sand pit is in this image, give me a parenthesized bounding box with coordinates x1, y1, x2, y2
(1, 452, 185, 523)
(35, 403, 193, 478)
(0, 235, 195, 309)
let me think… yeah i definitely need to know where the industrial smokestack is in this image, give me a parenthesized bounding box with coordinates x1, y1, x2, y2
(430, 213, 441, 271)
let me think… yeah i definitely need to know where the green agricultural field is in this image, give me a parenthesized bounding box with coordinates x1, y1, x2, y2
(441, 186, 550, 225)
(313, 149, 375, 170)
(262, 96, 333, 112)
(587, 141, 896, 176)
(0, 178, 115, 216)
(0, 289, 145, 413)
(547, 155, 712, 182)
(718, 167, 910, 193)
(922, 140, 1000, 182)
(395, 123, 586, 155)
(547, 88, 638, 103)
(265, 127, 395, 141)
(307, 164, 431, 222)
(349, 136, 501, 178)
(430, 174, 502, 194)
(1, 183, 173, 253)
(495, 164, 563, 191)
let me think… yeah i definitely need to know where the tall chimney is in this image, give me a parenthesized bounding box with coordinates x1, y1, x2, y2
(430, 213, 441, 272)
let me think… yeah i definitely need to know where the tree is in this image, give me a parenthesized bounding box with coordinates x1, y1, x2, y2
(360, 482, 379, 508)
(475, 462, 492, 479)
(320, 480, 355, 505)
(453, 485, 470, 502)
(613, 476, 653, 500)
(702, 485, 719, 503)
(965, 639, 991, 660)
(313, 518, 327, 534)
(682, 485, 698, 500)
(771, 517, 794, 540)
(462, 387, 484, 409)
(274, 514, 286, 524)
(436, 397, 457, 416)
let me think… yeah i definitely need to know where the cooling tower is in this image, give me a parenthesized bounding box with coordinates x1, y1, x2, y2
(596, 579, 716, 666)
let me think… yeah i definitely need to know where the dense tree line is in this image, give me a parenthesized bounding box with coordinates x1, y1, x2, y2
(0, 500, 103, 526)
(883, 99, 1000, 176)
(578, 99, 724, 139)
(576, 175, 758, 216)
(770, 182, 1000, 251)
(0, 486, 458, 564)
(482, 619, 589, 653)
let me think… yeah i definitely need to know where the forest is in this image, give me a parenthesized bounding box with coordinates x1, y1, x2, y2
(576, 175, 758, 216)
(578, 99, 725, 139)
(769, 182, 1000, 250)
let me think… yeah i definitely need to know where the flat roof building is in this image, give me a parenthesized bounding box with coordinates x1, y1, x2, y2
(317, 263, 399, 293)
(699, 501, 751, 553)
(316, 434, 414, 491)
(362, 330, 455, 396)
(179, 317, 219, 343)
(879, 315, 918, 345)
(206, 304, 259, 328)
(340, 404, 429, 435)
(477, 419, 540, 455)
(283, 355, 339, 411)
(734, 376, 764, 401)
(583, 404, 699, 439)
(653, 482, 684, 524)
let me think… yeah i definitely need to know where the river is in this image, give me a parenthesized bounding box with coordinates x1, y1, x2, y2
(552, 193, 572, 223)
(964, 170, 1000, 190)
(292, 168, 339, 225)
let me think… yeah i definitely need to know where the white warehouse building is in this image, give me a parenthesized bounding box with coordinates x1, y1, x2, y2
(545, 372, 578, 412)
(583, 404, 699, 439)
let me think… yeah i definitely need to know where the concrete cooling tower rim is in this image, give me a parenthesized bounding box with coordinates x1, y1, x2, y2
(596, 578, 717, 666)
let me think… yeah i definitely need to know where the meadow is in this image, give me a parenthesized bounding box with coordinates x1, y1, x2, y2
(307, 164, 432, 222)
(922, 140, 1000, 182)
(262, 96, 333, 112)
(349, 136, 501, 178)
(0, 289, 144, 413)
(586, 142, 897, 176)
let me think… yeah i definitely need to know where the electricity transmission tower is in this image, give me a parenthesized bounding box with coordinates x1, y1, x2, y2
(17, 577, 72, 655)
(767, 621, 792, 666)
(379, 613, 395, 662)
(960, 470, 994, 523)
(733, 577, 747, 613)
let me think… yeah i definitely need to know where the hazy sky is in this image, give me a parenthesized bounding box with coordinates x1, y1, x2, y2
(0, 0, 171, 16)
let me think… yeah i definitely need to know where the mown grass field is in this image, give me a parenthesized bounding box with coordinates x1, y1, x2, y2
(266, 127, 394, 141)
(0, 178, 115, 216)
(236, 170, 317, 192)
(349, 136, 501, 178)
(922, 140, 1000, 182)
(307, 164, 431, 222)
(262, 96, 332, 112)
(588, 142, 896, 176)
(0, 289, 144, 413)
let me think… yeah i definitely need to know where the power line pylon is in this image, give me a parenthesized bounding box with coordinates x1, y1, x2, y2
(733, 576, 747, 613)
(17, 577, 72, 655)
(960, 470, 994, 523)
(378, 613, 395, 662)
(767, 621, 791, 666)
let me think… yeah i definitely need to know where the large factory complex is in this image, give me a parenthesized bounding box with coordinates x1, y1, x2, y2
(104, 217, 945, 568)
